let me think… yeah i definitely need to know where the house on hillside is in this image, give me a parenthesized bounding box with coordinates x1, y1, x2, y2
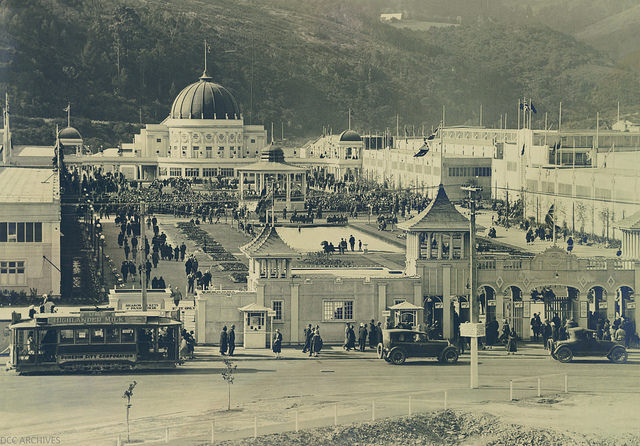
(380, 13, 402, 22)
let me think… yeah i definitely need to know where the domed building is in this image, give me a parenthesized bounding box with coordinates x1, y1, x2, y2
(69, 68, 268, 181)
(58, 126, 84, 155)
(299, 127, 364, 183)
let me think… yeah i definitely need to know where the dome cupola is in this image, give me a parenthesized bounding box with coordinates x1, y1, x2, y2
(170, 71, 241, 120)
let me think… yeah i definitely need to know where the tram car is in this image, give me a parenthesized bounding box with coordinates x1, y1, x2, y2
(7, 308, 182, 374)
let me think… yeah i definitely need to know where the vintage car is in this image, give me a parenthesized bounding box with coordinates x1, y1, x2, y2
(377, 329, 459, 365)
(550, 327, 628, 363)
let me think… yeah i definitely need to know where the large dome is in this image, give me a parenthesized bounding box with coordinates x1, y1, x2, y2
(170, 73, 241, 120)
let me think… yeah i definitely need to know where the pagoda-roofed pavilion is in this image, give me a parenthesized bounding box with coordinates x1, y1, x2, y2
(399, 184, 471, 275)
(241, 224, 298, 290)
(237, 143, 307, 212)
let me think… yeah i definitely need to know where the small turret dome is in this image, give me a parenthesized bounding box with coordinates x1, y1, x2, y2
(339, 129, 361, 142)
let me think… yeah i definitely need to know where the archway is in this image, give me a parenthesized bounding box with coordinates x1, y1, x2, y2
(423, 296, 443, 339)
(504, 285, 524, 338)
(616, 286, 634, 320)
(587, 286, 608, 325)
(477, 285, 496, 322)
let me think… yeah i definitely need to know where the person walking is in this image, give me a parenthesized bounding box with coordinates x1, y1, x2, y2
(368, 319, 377, 349)
(346, 324, 356, 350)
(302, 324, 312, 353)
(121, 261, 129, 282)
(358, 323, 367, 352)
(343, 323, 351, 351)
(310, 327, 322, 357)
(273, 328, 283, 359)
(542, 320, 552, 350)
(376, 321, 383, 346)
(219, 326, 228, 356)
(506, 328, 518, 355)
(228, 325, 236, 356)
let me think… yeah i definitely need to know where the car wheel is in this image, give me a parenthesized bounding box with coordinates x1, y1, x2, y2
(389, 348, 406, 365)
(554, 346, 573, 363)
(376, 343, 385, 359)
(440, 347, 459, 364)
(608, 347, 628, 363)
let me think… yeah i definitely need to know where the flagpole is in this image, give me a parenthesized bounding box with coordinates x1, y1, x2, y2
(479, 104, 483, 127)
(528, 98, 532, 130)
(559, 102, 562, 131)
(67, 103, 71, 128)
(517, 99, 521, 130)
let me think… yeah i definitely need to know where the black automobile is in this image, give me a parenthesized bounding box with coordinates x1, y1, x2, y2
(377, 329, 459, 365)
(550, 327, 628, 363)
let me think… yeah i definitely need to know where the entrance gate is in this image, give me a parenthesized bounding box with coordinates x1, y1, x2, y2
(544, 298, 572, 322)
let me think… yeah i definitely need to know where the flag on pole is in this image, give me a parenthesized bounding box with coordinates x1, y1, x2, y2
(521, 144, 525, 156)
(531, 103, 537, 114)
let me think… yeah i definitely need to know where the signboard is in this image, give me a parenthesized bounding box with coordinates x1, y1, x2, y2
(382, 310, 391, 317)
(434, 302, 443, 309)
(459, 322, 486, 338)
(180, 303, 196, 332)
(487, 299, 496, 307)
(460, 302, 470, 309)
(58, 353, 136, 363)
(627, 302, 636, 309)
(44, 315, 147, 325)
(598, 302, 608, 309)
(124, 303, 160, 311)
(580, 301, 588, 318)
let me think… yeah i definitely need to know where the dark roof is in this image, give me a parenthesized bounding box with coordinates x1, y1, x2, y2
(58, 126, 82, 140)
(339, 129, 361, 142)
(398, 184, 469, 232)
(260, 145, 285, 163)
(615, 210, 640, 230)
(240, 225, 298, 258)
(238, 143, 307, 173)
(170, 72, 240, 119)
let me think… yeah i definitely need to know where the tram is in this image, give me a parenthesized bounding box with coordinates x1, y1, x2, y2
(7, 308, 182, 374)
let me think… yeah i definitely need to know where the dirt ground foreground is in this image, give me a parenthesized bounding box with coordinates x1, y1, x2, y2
(219, 407, 640, 446)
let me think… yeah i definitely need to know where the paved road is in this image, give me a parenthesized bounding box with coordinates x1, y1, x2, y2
(1, 345, 639, 445)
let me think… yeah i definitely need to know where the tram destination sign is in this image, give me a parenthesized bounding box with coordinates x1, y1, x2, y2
(43, 315, 147, 325)
(58, 353, 136, 363)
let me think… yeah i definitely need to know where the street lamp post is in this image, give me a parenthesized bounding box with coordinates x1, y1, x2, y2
(462, 185, 482, 389)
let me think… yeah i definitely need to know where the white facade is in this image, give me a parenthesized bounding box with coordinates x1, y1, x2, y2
(0, 168, 61, 296)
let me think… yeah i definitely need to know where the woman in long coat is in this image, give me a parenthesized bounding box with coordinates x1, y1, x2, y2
(219, 326, 228, 355)
(272, 328, 283, 359)
(506, 328, 518, 355)
(347, 324, 356, 350)
(311, 328, 322, 357)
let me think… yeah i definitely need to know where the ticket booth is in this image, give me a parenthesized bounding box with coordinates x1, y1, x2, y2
(238, 303, 276, 349)
(389, 301, 423, 330)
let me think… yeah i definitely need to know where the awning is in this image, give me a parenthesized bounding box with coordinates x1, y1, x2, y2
(389, 301, 423, 311)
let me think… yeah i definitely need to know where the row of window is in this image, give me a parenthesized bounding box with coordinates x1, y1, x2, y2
(0, 222, 43, 242)
(447, 167, 491, 177)
(270, 300, 356, 322)
(59, 327, 136, 344)
(160, 167, 236, 177)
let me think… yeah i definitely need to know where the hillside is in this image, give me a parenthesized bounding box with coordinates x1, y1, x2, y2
(1, 0, 640, 147)
(575, 4, 640, 60)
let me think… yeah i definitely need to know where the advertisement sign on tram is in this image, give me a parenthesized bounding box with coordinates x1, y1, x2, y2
(58, 353, 137, 363)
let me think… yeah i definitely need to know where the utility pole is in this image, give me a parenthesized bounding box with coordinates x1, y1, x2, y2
(140, 201, 147, 310)
(462, 185, 481, 389)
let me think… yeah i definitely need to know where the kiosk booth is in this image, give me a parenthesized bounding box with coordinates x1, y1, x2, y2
(238, 303, 276, 348)
(389, 301, 423, 330)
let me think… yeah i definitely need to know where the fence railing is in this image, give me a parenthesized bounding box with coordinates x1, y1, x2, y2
(508, 373, 568, 402)
(108, 389, 456, 445)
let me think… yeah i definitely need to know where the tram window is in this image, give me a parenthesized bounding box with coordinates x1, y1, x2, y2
(121, 328, 135, 343)
(91, 328, 105, 343)
(60, 329, 74, 344)
(106, 327, 120, 343)
(75, 329, 89, 344)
